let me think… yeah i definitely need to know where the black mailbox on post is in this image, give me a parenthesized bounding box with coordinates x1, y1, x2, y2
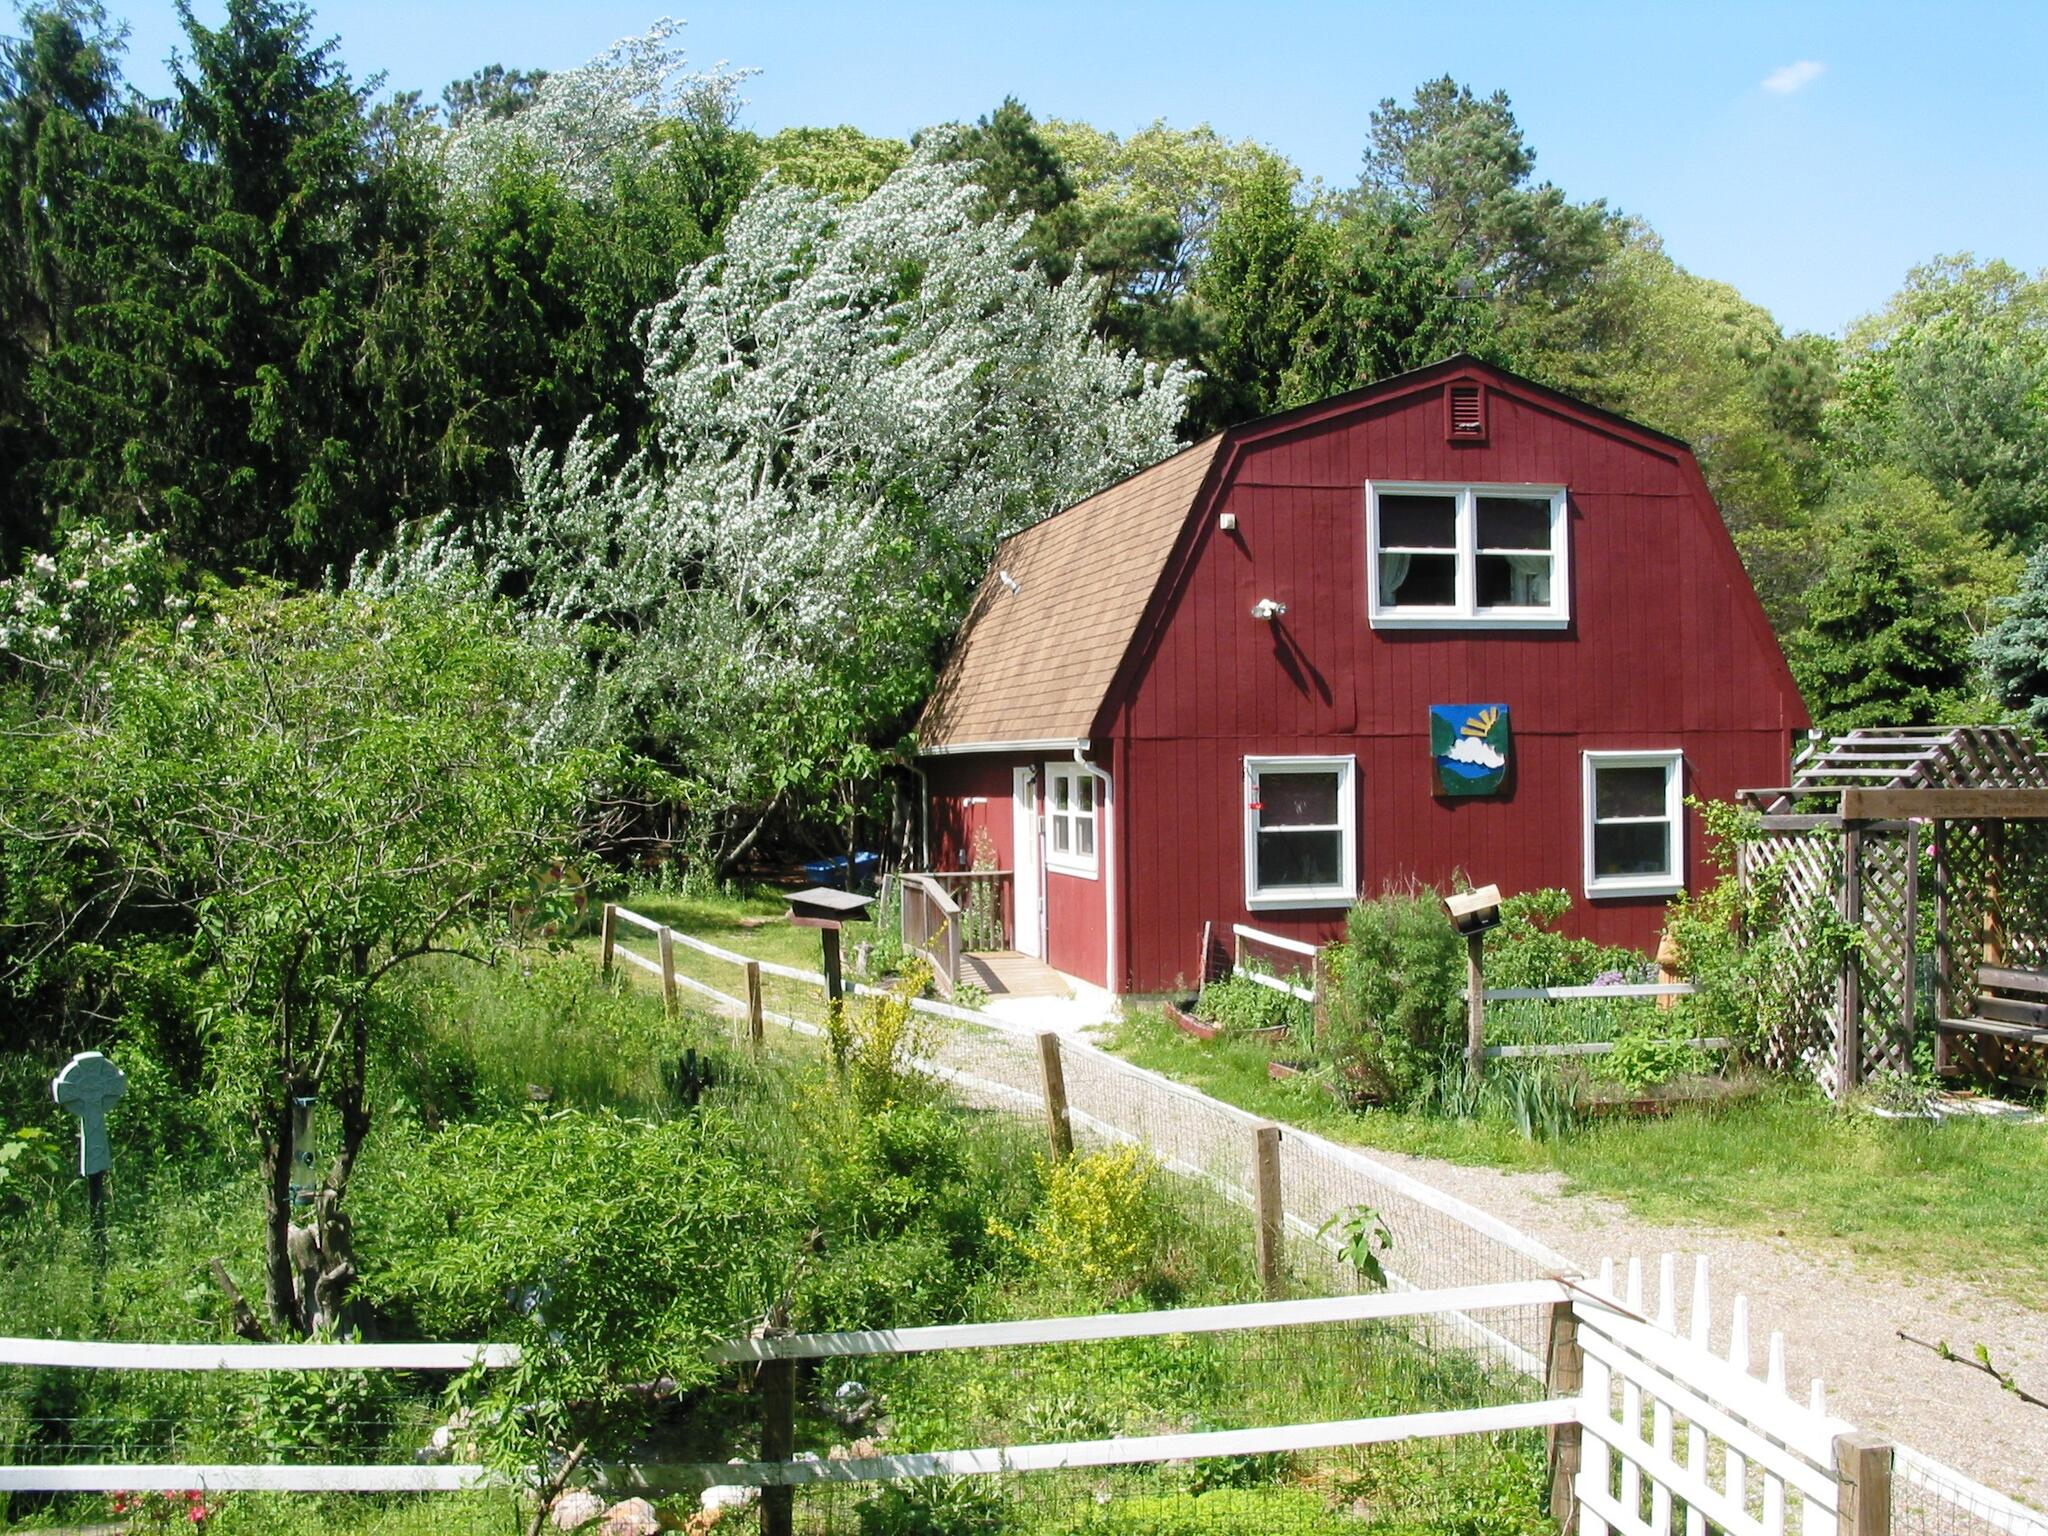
(786, 886, 875, 1003)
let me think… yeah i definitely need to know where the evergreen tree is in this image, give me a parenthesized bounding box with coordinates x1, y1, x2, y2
(1787, 514, 1974, 736)
(1978, 546, 2048, 736)
(40, 0, 384, 578)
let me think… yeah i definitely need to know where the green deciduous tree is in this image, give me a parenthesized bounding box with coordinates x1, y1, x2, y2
(1, 587, 601, 1333)
(1786, 514, 1976, 736)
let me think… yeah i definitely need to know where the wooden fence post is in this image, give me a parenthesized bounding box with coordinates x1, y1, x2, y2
(759, 1357, 795, 1536)
(745, 960, 765, 1046)
(1544, 1301, 1584, 1536)
(1837, 827, 1864, 1094)
(1037, 1032, 1074, 1161)
(1933, 822, 1953, 1075)
(598, 903, 617, 975)
(1900, 819, 1920, 1065)
(1834, 1432, 1893, 1536)
(1312, 949, 1331, 1050)
(1253, 1122, 1284, 1300)
(658, 926, 679, 1017)
(1465, 933, 1487, 1081)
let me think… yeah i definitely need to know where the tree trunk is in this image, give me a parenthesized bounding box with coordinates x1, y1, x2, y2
(716, 791, 783, 880)
(258, 1098, 301, 1335)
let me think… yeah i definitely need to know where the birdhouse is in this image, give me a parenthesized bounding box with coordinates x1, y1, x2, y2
(785, 886, 874, 930)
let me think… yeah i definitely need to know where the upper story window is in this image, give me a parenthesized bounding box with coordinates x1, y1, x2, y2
(1366, 482, 1569, 629)
(1045, 763, 1097, 877)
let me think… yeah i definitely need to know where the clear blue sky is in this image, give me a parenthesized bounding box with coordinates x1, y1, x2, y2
(103, 0, 2048, 339)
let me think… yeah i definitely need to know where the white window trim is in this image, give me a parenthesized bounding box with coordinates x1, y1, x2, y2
(1366, 481, 1570, 630)
(1244, 755, 1358, 910)
(1582, 750, 1686, 898)
(1043, 762, 1099, 879)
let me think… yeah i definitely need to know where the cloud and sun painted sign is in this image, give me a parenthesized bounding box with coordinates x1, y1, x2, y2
(1431, 705, 1511, 796)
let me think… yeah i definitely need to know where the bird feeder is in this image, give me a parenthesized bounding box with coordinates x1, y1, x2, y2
(786, 886, 875, 1003)
(289, 1096, 322, 1206)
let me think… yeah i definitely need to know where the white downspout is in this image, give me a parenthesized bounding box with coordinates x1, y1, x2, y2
(1076, 743, 1117, 997)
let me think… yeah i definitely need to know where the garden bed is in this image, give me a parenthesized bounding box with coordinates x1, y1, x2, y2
(1166, 995, 1288, 1042)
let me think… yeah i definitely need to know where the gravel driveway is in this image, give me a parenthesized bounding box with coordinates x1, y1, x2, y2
(1373, 1151, 2048, 1508)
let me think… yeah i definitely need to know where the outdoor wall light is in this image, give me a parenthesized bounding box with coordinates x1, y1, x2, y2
(1442, 884, 1504, 937)
(1251, 597, 1287, 621)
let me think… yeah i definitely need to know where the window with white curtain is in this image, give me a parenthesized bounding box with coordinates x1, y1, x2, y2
(1367, 482, 1569, 627)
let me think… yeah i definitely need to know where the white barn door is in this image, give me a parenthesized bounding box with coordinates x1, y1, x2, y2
(1012, 767, 1043, 958)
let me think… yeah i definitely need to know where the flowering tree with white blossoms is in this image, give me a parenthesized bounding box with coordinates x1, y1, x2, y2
(435, 17, 754, 203)
(379, 138, 1192, 867)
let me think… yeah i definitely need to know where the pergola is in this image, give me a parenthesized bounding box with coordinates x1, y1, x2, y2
(1736, 725, 2048, 1095)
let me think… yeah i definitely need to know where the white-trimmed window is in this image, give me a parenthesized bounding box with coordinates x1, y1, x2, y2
(1583, 751, 1685, 897)
(1244, 756, 1357, 908)
(1367, 482, 1569, 628)
(1045, 764, 1097, 877)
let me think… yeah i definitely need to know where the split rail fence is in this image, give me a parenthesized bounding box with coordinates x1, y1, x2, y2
(6, 904, 2036, 1536)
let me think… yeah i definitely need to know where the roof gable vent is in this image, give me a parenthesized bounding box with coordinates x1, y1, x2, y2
(1446, 382, 1487, 443)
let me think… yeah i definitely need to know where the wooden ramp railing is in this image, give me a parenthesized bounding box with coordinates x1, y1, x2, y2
(900, 873, 962, 998)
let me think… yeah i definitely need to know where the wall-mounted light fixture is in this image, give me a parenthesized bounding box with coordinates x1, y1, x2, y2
(1219, 513, 1238, 531)
(1251, 598, 1287, 621)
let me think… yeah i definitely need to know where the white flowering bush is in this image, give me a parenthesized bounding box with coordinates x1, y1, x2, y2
(0, 523, 185, 679)
(436, 19, 754, 203)
(372, 139, 1193, 862)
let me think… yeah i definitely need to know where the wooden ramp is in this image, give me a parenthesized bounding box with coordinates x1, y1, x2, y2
(962, 950, 1073, 999)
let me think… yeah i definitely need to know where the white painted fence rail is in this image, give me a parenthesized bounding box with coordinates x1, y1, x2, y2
(1231, 922, 1320, 1003)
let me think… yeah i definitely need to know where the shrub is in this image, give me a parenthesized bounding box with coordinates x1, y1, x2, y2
(991, 1143, 1162, 1300)
(1595, 1030, 1707, 1091)
(828, 960, 941, 1113)
(1323, 887, 1465, 1105)
(1482, 888, 1644, 989)
(1194, 973, 1310, 1036)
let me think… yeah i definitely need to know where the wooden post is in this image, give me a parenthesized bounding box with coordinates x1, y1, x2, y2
(658, 926, 679, 1017)
(1834, 1432, 1893, 1536)
(745, 960, 765, 1046)
(759, 1357, 795, 1536)
(1900, 819, 1920, 1065)
(1311, 948, 1330, 1050)
(599, 903, 617, 975)
(1933, 823, 1953, 1075)
(1838, 827, 1864, 1094)
(1465, 932, 1487, 1080)
(1544, 1301, 1584, 1536)
(821, 927, 844, 1004)
(1983, 821, 2005, 967)
(1253, 1122, 1284, 1300)
(1037, 1032, 1074, 1161)
(1197, 920, 1212, 989)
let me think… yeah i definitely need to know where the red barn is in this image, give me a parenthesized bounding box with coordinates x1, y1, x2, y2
(916, 356, 1809, 995)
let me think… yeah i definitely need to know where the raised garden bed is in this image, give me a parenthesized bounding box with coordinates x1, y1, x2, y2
(1578, 1072, 1759, 1118)
(1166, 996, 1289, 1043)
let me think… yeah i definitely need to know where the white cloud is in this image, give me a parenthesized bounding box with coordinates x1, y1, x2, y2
(1761, 60, 1825, 95)
(1444, 736, 1506, 770)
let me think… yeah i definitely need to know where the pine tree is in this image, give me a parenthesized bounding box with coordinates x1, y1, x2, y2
(1977, 546, 2048, 735)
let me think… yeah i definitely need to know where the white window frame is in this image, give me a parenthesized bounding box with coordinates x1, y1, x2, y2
(1582, 750, 1686, 898)
(1243, 755, 1358, 910)
(1044, 763, 1098, 878)
(1366, 481, 1570, 629)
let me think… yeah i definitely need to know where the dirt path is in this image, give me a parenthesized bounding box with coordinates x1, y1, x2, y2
(1369, 1150, 2048, 1506)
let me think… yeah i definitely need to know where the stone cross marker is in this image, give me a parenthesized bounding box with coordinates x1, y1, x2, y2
(52, 1051, 126, 1178)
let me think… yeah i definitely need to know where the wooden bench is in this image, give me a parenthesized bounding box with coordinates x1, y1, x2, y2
(1939, 965, 2048, 1048)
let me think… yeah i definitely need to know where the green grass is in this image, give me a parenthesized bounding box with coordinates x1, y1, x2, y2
(1104, 1009, 2048, 1304)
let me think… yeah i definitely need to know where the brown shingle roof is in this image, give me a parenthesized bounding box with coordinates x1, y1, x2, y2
(918, 436, 1222, 752)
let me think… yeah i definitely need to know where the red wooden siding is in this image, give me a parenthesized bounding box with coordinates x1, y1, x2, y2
(1102, 378, 1806, 993)
(925, 754, 1110, 988)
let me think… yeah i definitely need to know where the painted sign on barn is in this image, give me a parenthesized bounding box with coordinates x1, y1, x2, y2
(1431, 705, 1511, 796)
